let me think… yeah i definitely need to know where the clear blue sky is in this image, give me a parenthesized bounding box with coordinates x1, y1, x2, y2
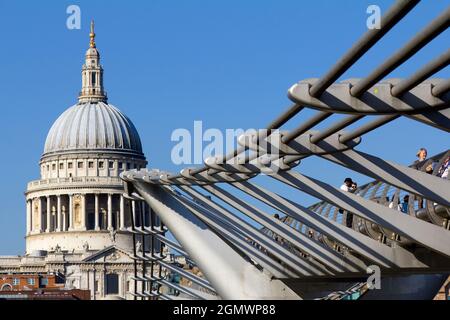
(0, 1, 448, 254)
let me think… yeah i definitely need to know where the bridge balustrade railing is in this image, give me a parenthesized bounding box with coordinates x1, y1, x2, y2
(261, 150, 450, 259)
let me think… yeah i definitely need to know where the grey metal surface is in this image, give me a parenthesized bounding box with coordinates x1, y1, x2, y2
(288, 79, 449, 114)
(309, 0, 420, 97)
(391, 49, 450, 97)
(349, 7, 450, 97)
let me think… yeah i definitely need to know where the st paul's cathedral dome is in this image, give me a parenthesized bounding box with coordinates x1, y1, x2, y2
(25, 21, 149, 258)
(44, 101, 143, 157)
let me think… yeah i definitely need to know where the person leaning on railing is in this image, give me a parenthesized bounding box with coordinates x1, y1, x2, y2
(412, 148, 434, 208)
(437, 155, 449, 179)
(413, 148, 434, 173)
(414, 148, 428, 167)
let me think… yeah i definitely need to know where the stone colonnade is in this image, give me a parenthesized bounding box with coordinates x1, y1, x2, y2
(26, 193, 149, 235)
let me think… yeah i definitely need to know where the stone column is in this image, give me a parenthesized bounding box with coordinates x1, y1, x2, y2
(93, 269, 97, 300)
(57, 195, 62, 232)
(26, 199, 31, 235)
(100, 271, 105, 298)
(121, 272, 126, 297)
(69, 194, 74, 231)
(90, 269, 96, 300)
(39, 197, 44, 232)
(46, 196, 51, 232)
(51, 205, 56, 232)
(62, 202, 67, 231)
(94, 194, 100, 230)
(131, 200, 136, 227)
(120, 195, 125, 230)
(107, 194, 113, 230)
(81, 194, 87, 230)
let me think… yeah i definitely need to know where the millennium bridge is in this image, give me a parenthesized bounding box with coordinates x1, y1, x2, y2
(121, 0, 450, 300)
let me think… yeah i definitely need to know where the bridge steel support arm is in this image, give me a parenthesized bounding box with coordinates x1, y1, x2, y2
(181, 183, 346, 273)
(273, 171, 450, 258)
(197, 182, 360, 273)
(231, 180, 428, 269)
(173, 190, 305, 278)
(130, 180, 301, 300)
(320, 149, 450, 207)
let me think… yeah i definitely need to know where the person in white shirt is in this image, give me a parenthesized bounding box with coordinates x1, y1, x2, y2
(340, 178, 353, 192)
(339, 178, 355, 228)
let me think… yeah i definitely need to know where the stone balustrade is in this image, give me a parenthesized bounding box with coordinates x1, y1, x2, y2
(27, 176, 124, 192)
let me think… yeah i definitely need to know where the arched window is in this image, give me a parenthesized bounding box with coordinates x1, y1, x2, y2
(1, 283, 13, 291)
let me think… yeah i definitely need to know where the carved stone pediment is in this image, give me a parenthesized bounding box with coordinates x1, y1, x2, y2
(105, 252, 121, 261)
(82, 245, 133, 264)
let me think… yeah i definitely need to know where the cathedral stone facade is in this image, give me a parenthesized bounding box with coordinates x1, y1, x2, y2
(0, 22, 151, 300)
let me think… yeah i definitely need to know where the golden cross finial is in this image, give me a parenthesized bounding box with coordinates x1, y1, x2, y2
(89, 20, 96, 48)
